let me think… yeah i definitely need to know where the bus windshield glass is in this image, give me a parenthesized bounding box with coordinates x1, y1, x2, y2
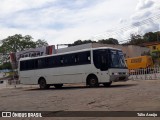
(93, 49, 127, 70)
(109, 50, 127, 68)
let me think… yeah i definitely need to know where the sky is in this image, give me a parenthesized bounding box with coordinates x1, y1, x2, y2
(0, 0, 160, 45)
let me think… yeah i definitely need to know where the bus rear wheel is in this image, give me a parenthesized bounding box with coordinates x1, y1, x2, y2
(39, 78, 50, 89)
(54, 84, 63, 89)
(87, 75, 99, 87)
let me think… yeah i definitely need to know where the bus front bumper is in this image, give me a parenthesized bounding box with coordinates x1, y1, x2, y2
(110, 75, 129, 82)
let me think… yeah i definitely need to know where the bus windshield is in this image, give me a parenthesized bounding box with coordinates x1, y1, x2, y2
(109, 50, 127, 68)
(93, 49, 127, 70)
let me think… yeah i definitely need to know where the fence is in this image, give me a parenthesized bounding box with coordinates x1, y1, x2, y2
(129, 67, 160, 80)
(8, 79, 20, 85)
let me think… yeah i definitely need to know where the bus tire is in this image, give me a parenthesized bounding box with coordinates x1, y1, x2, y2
(54, 84, 63, 89)
(87, 75, 99, 87)
(39, 78, 49, 89)
(46, 85, 50, 89)
(103, 82, 112, 87)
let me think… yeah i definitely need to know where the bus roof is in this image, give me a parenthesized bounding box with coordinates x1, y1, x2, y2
(19, 47, 122, 61)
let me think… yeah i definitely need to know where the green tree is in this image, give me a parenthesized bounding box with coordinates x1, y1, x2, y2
(69, 40, 96, 46)
(143, 32, 157, 42)
(0, 46, 5, 53)
(0, 62, 12, 70)
(128, 34, 146, 45)
(0, 34, 48, 70)
(98, 38, 119, 44)
(20, 35, 36, 50)
(1, 34, 36, 53)
(0, 34, 49, 53)
(36, 39, 48, 47)
(122, 31, 160, 45)
(1, 34, 22, 53)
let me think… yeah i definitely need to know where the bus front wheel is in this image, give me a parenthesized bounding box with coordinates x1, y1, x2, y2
(39, 78, 50, 89)
(87, 75, 99, 87)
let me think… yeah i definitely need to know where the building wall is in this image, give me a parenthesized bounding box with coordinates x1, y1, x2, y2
(147, 44, 160, 52)
(126, 45, 150, 58)
(57, 44, 92, 53)
(92, 43, 150, 58)
(57, 43, 150, 58)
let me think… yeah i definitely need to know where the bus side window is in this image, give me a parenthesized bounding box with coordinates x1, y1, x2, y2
(44, 58, 49, 68)
(38, 59, 41, 68)
(64, 55, 68, 65)
(86, 51, 91, 63)
(20, 61, 25, 71)
(65, 54, 72, 66)
(93, 50, 100, 69)
(34, 59, 38, 69)
(49, 57, 55, 67)
(38, 59, 45, 68)
(59, 55, 70, 66)
(23, 60, 30, 70)
(25, 61, 29, 70)
(75, 54, 79, 64)
(87, 53, 91, 61)
(29, 60, 35, 70)
(60, 56, 64, 66)
(79, 51, 90, 64)
(68, 54, 75, 65)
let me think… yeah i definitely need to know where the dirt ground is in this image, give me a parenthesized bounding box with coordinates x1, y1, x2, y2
(0, 80, 160, 120)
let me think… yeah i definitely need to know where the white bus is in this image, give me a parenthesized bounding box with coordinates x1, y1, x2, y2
(19, 47, 128, 89)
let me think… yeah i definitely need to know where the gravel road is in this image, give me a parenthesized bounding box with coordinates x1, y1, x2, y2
(0, 80, 160, 120)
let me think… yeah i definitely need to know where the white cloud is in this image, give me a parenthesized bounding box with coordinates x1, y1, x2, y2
(131, 11, 151, 20)
(118, 0, 160, 41)
(0, 0, 146, 45)
(0, 0, 56, 17)
(136, 0, 154, 10)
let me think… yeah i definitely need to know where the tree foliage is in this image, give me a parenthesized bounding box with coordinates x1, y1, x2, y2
(124, 31, 160, 45)
(69, 38, 119, 46)
(0, 62, 12, 70)
(143, 32, 160, 42)
(68, 40, 96, 46)
(0, 34, 48, 53)
(98, 38, 119, 44)
(0, 34, 48, 70)
(36, 39, 48, 47)
(129, 34, 146, 45)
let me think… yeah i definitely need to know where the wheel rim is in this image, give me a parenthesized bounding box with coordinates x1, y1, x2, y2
(89, 78, 98, 87)
(90, 79, 96, 85)
(40, 80, 46, 88)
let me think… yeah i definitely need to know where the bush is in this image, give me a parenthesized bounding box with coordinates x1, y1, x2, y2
(0, 62, 12, 70)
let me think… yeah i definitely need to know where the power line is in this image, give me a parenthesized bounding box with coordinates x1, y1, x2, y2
(106, 12, 160, 33)
(92, 13, 160, 42)
(106, 15, 160, 36)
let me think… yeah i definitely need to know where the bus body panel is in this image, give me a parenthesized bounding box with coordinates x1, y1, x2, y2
(20, 67, 128, 85)
(20, 70, 36, 84)
(19, 47, 128, 86)
(108, 68, 128, 82)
